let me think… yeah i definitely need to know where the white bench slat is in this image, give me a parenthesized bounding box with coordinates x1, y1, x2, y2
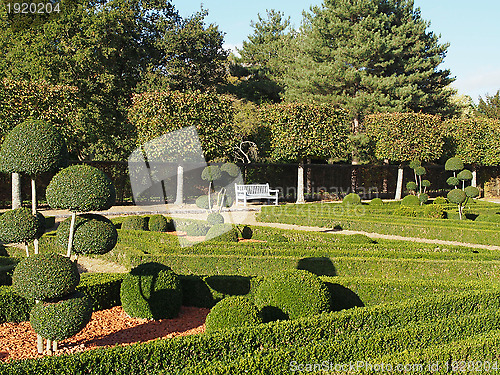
(235, 183, 279, 206)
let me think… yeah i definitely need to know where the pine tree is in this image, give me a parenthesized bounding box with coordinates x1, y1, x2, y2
(477, 90, 500, 120)
(283, 0, 455, 132)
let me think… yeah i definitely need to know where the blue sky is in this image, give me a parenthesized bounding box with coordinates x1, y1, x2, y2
(174, 0, 500, 103)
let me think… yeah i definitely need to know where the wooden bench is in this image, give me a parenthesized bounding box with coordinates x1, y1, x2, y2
(235, 183, 279, 206)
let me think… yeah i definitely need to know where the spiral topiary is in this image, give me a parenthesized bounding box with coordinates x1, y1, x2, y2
(457, 169, 473, 181)
(205, 224, 238, 242)
(0, 208, 40, 244)
(406, 181, 417, 192)
(46, 164, 115, 212)
(445, 157, 464, 172)
(148, 215, 172, 232)
(0, 119, 67, 175)
(241, 225, 253, 239)
(342, 193, 361, 206)
(220, 163, 240, 178)
(120, 262, 182, 320)
(254, 269, 330, 322)
(201, 165, 222, 181)
(12, 252, 79, 302)
(465, 186, 480, 198)
(446, 176, 460, 187)
(414, 166, 426, 176)
(56, 214, 118, 255)
(186, 222, 209, 236)
(207, 212, 224, 226)
(447, 189, 467, 205)
(121, 216, 149, 231)
(401, 195, 420, 206)
(30, 292, 92, 341)
(205, 296, 262, 333)
(369, 198, 384, 206)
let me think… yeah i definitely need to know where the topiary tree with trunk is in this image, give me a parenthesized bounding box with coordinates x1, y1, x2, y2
(46, 164, 116, 258)
(0, 208, 42, 257)
(444, 157, 480, 219)
(0, 119, 67, 253)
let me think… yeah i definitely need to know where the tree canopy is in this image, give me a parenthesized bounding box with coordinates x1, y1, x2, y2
(477, 90, 500, 120)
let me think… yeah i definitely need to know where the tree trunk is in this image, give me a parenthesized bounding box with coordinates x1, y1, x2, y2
(395, 165, 404, 200)
(471, 166, 477, 187)
(12, 173, 21, 209)
(66, 212, 77, 258)
(174, 165, 184, 205)
(296, 161, 305, 204)
(306, 159, 312, 198)
(31, 178, 39, 254)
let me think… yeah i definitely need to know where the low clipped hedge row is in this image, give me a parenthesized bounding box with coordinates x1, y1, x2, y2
(2, 289, 500, 374)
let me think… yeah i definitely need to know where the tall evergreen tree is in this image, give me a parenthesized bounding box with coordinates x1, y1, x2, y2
(283, 0, 455, 132)
(477, 90, 500, 120)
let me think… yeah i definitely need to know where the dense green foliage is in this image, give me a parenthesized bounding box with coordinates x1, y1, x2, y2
(241, 225, 253, 239)
(445, 157, 465, 172)
(30, 292, 93, 341)
(46, 164, 116, 212)
(121, 216, 149, 231)
(205, 224, 239, 242)
(0, 208, 40, 244)
(477, 90, 500, 120)
(254, 269, 330, 321)
(0, 119, 67, 175)
(342, 193, 361, 205)
(120, 263, 182, 320)
(186, 222, 209, 237)
(205, 296, 262, 333)
(148, 215, 172, 232)
(207, 212, 224, 226)
(369, 198, 384, 205)
(12, 253, 79, 302)
(56, 214, 118, 255)
(401, 195, 420, 206)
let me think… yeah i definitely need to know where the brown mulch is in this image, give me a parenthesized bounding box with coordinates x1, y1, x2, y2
(0, 306, 209, 363)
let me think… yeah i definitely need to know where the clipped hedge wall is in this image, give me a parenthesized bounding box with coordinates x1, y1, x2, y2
(121, 216, 149, 231)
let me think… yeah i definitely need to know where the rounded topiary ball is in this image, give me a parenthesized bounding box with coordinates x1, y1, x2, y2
(421, 179, 431, 188)
(433, 196, 448, 205)
(12, 252, 79, 302)
(30, 292, 92, 341)
(465, 186, 480, 198)
(0, 208, 40, 244)
(401, 195, 420, 206)
(201, 166, 222, 181)
(46, 164, 115, 212)
(205, 224, 238, 242)
(419, 193, 429, 204)
(220, 163, 240, 178)
(406, 181, 417, 191)
(369, 198, 384, 206)
(56, 214, 118, 255)
(207, 212, 224, 226)
(0, 119, 67, 175)
(148, 215, 171, 232)
(445, 157, 464, 172)
(186, 222, 209, 236)
(121, 216, 149, 231)
(195, 195, 215, 210)
(342, 193, 361, 206)
(241, 225, 253, 239)
(446, 176, 460, 187)
(457, 169, 473, 181)
(409, 160, 421, 169)
(205, 296, 262, 333)
(254, 269, 330, 322)
(447, 189, 467, 204)
(414, 166, 426, 176)
(120, 262, 182, 320)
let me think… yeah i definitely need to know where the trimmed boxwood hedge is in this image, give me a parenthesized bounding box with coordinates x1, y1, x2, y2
(207, 212, 224, 226)
(205, 296, 262, 333)
(30, 292, 93, 341)
(57, 214, 118, 255)
(342, 193, 361, 205)
(120, 262, 182, 320)
(186, 222, 209, 237)
(121, 216, 149, 231)
(205, 224, 238, 242)
(0, 208, 40, 244)
(401, 195, 420, 206)
(12, 253, 79, 302)
(148, 215, 172, 232)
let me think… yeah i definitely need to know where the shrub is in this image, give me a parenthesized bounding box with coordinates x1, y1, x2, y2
(393, 206, 418, 217)
(30, 292, 92, 341)
(423, 204, 446, 219)
(422, 180, 431, 188)
(414, 166, 426, 176)
(0, 208, 39, 244)
(205, 296, 262, 333)
(474, 214, 500, 223)
(186, 222, 209, 237)
(201, 165, 222, 182)
(148, 215, 171, 232)
(121, 216, 149, 231)
(254, 269, 330, 322)
(369, 198, 384, 205)
(465, 186, 480, 198)
(241, 226, 253, 239)
(120, 262, 182, 320)
(0, 285, 32, 323)
(447, 189, 467, 205)
(419, 193, 429, 204)
(220, 163, 240, 178)
(446, 176, 460, 187)
(0, 119, 67, 175)
(342, 193, 361, 206)
(196, 195, 214, 210)
(56, 214, 118, 255)
(445, 157, 464, 172)
(12, 253, 79, 302)
(406, 182, 417, 192)
(409, 160, 421, 169)
(46, 164, 115, 212)
(401, 195, 420, 206)
(207, 213, 224, 226)
(433, 196, 448, 205)
(205, 224, 239, 242)
(457, 169, 473, 181)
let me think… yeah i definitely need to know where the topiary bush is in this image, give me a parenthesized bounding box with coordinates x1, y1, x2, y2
(446, 176, 460, 187)
(369, 198, 384, 206)
(56, 214, 118, 255)
(423, 204, 446, 219)
(447, 189, 467, 205)
(205, 224, 238, 242)
(46, 164, 116, 212)
(205, 296, 262, 333)
(475, 214, 500, 223)
(422, 179, 431, 188)
(121, 216, 149, 231)
(120, 262, 182, 320)
(30, 292, 92, 341)
(207, 212, 224, 226)
(457, 169, 473, 181)
(12, 253, 79, 302)
(445, 157, 464, 173)
(195, 195, 215, 210)
(148, 215, 171, 232)
(220, 163, 240, 178)
(433, 196, 448, 205)
(254, 269, 330, 322)
(186, 222, 209, 237)
(400, 195, 420, 206)
(342, 193, 361, 205)
(414, 166, 426, 176)
(465, 186, 480, 198)
(241, 225, 253, 239)
(201, 165, 222, 182)
(419, 193, 429, 204)
(0, 119, 67, 175)
(0, 208, 40, 244)
(406, 181, 417, 192)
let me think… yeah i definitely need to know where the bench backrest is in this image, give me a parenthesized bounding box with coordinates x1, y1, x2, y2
(235, 183, 270, 196)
